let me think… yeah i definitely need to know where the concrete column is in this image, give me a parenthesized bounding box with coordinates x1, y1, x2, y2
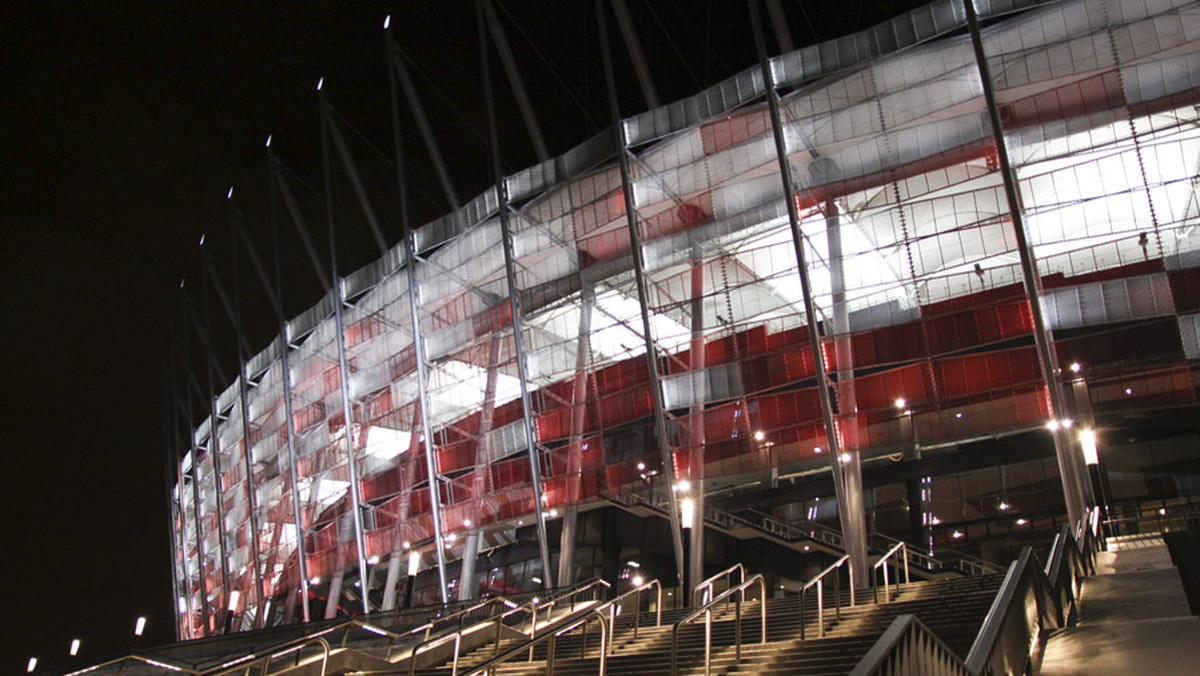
(458, 531, 480, 601)
(687, 244, 707, 602)
(558, 285, 595, 587)
(381, 552, 403, 611)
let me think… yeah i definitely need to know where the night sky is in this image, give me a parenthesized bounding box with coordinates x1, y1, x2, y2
(1, 2, 924, 672)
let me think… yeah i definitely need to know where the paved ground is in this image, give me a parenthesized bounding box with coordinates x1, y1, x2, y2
(1038, 536, 1200, 676)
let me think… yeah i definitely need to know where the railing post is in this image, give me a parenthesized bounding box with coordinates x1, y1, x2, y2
(817, 579, 825, 637)
(800, 587, 807, 640)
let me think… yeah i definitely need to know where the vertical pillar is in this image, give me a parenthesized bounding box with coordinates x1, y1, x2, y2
(962, 0, 1089, 526)
(458, 532, 481, 602)
(402, 237, 451, 604)
(557, 284, 595, 587)
(196, 254, 236, 629)
(268, 142, 316, 624)
(385, 19, 449, 605)
(596, 0, 686, 590)
(479, 4, 553, 589)
(318, 89, 373, 615)
(824, 201, 870, 586)
(687, 244, 706, 601)
(381, 552, 403, 611)
(228, 209, 266, 628)
(749, 0, 869, 585)
(176, 331, 212, 636)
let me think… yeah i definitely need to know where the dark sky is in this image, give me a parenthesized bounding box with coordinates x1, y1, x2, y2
(0, 1, 924, 672)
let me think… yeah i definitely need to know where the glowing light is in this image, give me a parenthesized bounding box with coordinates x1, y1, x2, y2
(310, 576, 321, 585)
(839, 452, 852, 464)
(407, 551, 420, 577)
(462, 519, 471, 527)
(1062, 418, 1073, 429)
(637, 462, 645, 471)
(316, 77, 324, 91)
(1125, 388, 1133, 395)
(383, 15, 391, 29)
(954, 412, 963, 419)
(265, 134, 272, 148)
(1070, 362, 1081, 373)
(1046, 420, 1060, 431)
(1016, 518, 1028, 525)
(402, 541, 411, 550)
(675, 480, 690, 493)
(1159, 507, 1167, 515)
(198, 233, 206, 246)
(754, 430, 765, 441)
(27, 658, 37, 673)
(1080, 429, 1098, 465)
(930, 516, 941, 525)
(813, 446, 822, 454)
(229, 589, 240, 612)
(134, 616, 146, 637)
(69, 639, 80, 657)
(952, 530, 964, 539)
(680, 498, 695, 528)
(368, 555, 379, 565)
(178, 597, 187, 613)
(549, 508, 558, 518)
(894, 398, 906, 409)
(226, 186, 234, 200)
(626, 561, 640, 568)
(998, 501, 1010, 511)
(632, 574, 644, 586)
(531, 576, 542, 584)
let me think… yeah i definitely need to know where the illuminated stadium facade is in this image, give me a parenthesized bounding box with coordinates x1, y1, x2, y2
(170, 0, 1200, 639)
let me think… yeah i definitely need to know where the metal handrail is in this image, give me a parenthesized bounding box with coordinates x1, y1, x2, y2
(872, 540, 910, 604)
(799, 554, 854, 640)
(670, 574, 766, 676)
(466, 578, 659, 676)
(695, 562, 746, 606)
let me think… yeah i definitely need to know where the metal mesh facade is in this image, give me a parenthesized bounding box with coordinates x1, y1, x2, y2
(171, 0, 1200, 639)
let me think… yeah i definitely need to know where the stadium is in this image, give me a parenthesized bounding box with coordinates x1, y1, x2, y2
(164, 0, 1200, 656)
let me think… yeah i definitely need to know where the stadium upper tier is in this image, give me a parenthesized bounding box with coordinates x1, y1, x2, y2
(173, 0, 1200, 639)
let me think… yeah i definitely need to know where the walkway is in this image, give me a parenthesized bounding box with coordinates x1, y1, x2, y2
(1038, 535, 1200, 675)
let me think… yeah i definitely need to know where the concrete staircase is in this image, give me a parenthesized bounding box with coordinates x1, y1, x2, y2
(409, 573, 1005, 675)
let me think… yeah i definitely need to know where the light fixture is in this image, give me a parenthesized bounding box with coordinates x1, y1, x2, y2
(229, 590, 240, 612)
(813, 446, 822, 454)
(316, 77, 324, 91)
(754, 430, 765, 441)
(675, 480, 691, 493)
(368, 555, 380, 565)
(310, 576, 321, 585)
(1016, 518, 1028, 525)
(1080, 429, 1098, 465)
(134, 616, 147, 637)
(839, 452, 852, 464)
(632, 574, 644, 586)
(383, 14, 391, 29)
(680, 498, 695, 529)
(178, 597, 187, 614)
(636, 462, 645, 471)
(955, 412, 963, 419)
(952, 530, 964, 539)
(408, 551, 420, 577)
(402, 540, 411, 550)
(462, 519, 471, 527)
(27, 658, 36, 673)
(531, 576, 542, 584)
(69, 639, 80, 657)
(1070, 362, 1081, 373)
(549, 508, 558, 518)
(1125, 388, 1133, 395)
(894, 398, 906, 409)
(998, 501, 1010, 511)
(627, 561, 640, 568)
(1046, 420, 1060, 431)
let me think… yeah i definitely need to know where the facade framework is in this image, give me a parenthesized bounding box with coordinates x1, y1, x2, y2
(170, 0, 1200, 638)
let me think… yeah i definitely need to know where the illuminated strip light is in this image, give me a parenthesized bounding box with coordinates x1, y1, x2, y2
(358, 623, 390, 637)
(140, 658, 186, 672)
(216, 654, 255, 670)
(269, 645, 305, 660)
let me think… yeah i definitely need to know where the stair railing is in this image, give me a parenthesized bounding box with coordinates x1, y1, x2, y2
(695, 562, 746, 607)
(402, 578, 611, 676)
(799, 554, 854, 639)
(872, 540, 910, 604)
(467, 577, 660, 676)
(670, 574, 766, 676)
